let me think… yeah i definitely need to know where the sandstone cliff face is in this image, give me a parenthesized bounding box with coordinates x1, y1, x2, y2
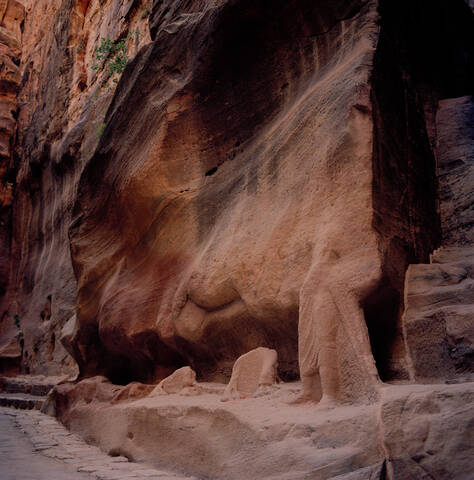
(0, 0, 152, 375)
(0, 0, 472, 387)
(71, 0, 384, 392)
(0, 0, 473, 478)
(0, 0, 23, 373)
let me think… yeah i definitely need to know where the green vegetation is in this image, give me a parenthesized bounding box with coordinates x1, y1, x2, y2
(80, 148, 91, 162)
(97, 121, 106, 139)
(91, 30, 141, 96)
(141, 7, 150, 18)
(92, 36, 129, 76)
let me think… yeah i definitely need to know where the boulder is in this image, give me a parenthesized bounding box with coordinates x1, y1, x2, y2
(222, 347, 278, 401)
(150, 366, 199, 396)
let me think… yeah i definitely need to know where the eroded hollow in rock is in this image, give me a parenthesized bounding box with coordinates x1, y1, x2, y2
(103, 331, 189, 386)
(362, 279, 401, 382)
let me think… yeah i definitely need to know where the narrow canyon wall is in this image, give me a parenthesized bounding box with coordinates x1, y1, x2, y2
(0, 0, 153, 376)
(1, 1, 473, 479)
(0, 0, 24, 373)
(0, 0, 472, 397)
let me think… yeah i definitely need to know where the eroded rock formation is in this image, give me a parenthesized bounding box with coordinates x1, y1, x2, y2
(0, 0, 23, 374)
(0, 0, 152, 376)
(0, 0, 473, 478)
(150, 365, 199, 395)
(221, 346, 278, 401)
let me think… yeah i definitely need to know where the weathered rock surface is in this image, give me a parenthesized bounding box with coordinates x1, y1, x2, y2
(380, 383, 474, 480)
(0, 0, 24, 374)
(69, 0, 387, 402)
(0, 0, 470, 394)
(221, 346, 278, 401)
(436, 96, 474, 246)
(46, 378, 474, 480)
(402, 95, 474, 383)
(150, 366, 199, 396)
(404, 247, 474, 382)
(1, 406, 196, 480)
(0, 0, 152, 376)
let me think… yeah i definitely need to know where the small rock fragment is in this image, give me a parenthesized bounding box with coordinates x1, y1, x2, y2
(150, 366, 200, 396)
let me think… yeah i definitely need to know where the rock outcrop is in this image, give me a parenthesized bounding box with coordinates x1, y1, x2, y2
(404, 247, 474, 382)
(0, 0, 152, 376)
(0, 0, 471, 394)
(403, 94, 474, 383)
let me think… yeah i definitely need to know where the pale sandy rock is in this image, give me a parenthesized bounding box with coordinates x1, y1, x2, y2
(47, 378, 474, 480)
(221, 347, 278, 401)
(150, 366, 199, 396)
(69, 0, 388, 406)
(0, 0, 472, 477)
(111, 382, 154, 403)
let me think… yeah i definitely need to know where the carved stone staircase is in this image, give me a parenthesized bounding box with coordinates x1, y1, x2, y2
(0, 376, 56, 410)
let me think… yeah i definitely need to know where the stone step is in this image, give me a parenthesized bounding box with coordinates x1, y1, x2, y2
(403, 246, 474, 382)
(0, 376, 56, 396)
(0, 393, 45, 410)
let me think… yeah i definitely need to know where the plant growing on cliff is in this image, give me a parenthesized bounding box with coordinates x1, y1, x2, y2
(97, 121, 106, 139)
(92, 36, 129, 77)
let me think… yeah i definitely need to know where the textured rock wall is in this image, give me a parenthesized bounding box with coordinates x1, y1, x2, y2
(66, 0, 472, 395)
(46, 376, 474, 480)
(0, 0, 152, 375)
(402, 95, 474, 382)
(69, 0, 384, 399)
(1, 0, 472, 478)
(0, 0, 24, 372)
(0, 0, 472, 397)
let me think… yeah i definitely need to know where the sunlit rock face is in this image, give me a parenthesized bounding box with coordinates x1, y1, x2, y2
(69, 0, 381, 388)
(0, 0, 473, 478)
